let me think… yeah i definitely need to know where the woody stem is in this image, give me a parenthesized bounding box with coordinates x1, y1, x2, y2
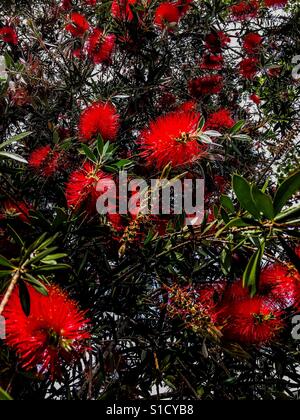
(0, 270, 20, 316)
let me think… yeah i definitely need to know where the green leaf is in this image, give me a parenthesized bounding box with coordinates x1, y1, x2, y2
(274, 170, 300, 214)
(232, 175, 260, 219)
(215, 217, 257, 238)
(220, 195, 235, 213)
(0, 255, 14, 268)
(0, 151, 28, 164)
(7, 225, 24, 248)
(24, 274, 49, 296)
(243, 240, 265, 296)
(32, 264, 71, 273)
(0, 131, 32, 149)
(81, 144, 97, 163)
(198, 116, 205, 131)
(251, 185, 274, 220)
(229, 120, 245, 134)
(275, 204, 300, 222)
(28, 247, 58, 265)
(0, 388, 13, 401)
(232, 134, 252, 141)
(19, 280, 31, 316)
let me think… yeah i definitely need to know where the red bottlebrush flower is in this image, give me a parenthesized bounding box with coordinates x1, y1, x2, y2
(214, 175, 228, 193)
(111, 0, 137, 21)
(250, 93, 261, 104)
(219, 297, 283, 345)
(8, 86, 31, 106)
(29, 145, 61, 177)
(199, 54, 224, 70)
(61, 0, 73, 10)
(205, 109, 235, 131)
(158, 92, 177, 109)
(239, 57, 259, 79)
(231, 1, 260, 20)
(3, 284, 90, 379)
(267, 66, 281, 78)
(154, 2, 181, 30)
(79, 101, 120, 143)
(86, 29, 115, 64)
(65, 13, 89, 37)
(65, 162, 113, 211)
(259, 264, 297, 309)
(243, 32, 263, 55)
(223, 280, 249, 303)
(205, 31, 231, 53)
(179, 100, 197, 113)
(176, 0, 193, 15)
(139, 109, 207, 170)
(0, 26, 18, 45)
(86, 0, 97, 5)
(264, 0, 288, 7)
(189, 75, 223, 97)
(2, 200, 30, 223)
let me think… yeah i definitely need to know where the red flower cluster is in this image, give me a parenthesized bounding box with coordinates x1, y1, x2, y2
(111, 0, 137, 21)
(65, 13, 89, 37)
(154, 2, 181, 30)
(140, 109, 206, 170)
(29, 145, 61, 177)
(205, 31, 230, 53)
(189, 75, 223, 97)
(259, 264, 298, 308)
(231, 0, 260, 20)
(239, 57, 259, 79)
(199, 54, 224, 71)
(219, 297, 283, 345)
(79, 101, 120, 143)
(264, 0, 288, 7)
(205, 109, 235, 132)
(87, 29, 115, 64)
(243, 32, 263, 55)
(3, 284, 90, 379)
(0, 26, 18, 45)
(65, 162, 113, 211)
(1, 200, 30, 223)
(250, 93, 261, 105)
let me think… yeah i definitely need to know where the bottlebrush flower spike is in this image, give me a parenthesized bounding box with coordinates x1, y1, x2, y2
(139, 109, 207, 170)
(243, 33, 263, 55)
(176, 0, 193, 15)
(205, 31, 230, 53)
(264, 0, 288, 7)
(199, 54, 224, 71)
(3, 284, 90, 380)
(86, 29, 115, 64)
(29, 145, 61, 177)
(250, 93, 261, 104)
(239, 57, 259, 79)
(79, 101, 120, 143)
(0, 26, 18, 45)
(2, 200, 30, 223)
(231, 0, 260, 20)
(205, 109, 235, 132)
(219, 297, 283, 345)
(188, 75, 223, 97)
(154, 2, 181, 30)
(65, 13, 89, 37)
(65, 162, 113, 211)
(259, 264, 297, 309)
(111, 0, 137, 21)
